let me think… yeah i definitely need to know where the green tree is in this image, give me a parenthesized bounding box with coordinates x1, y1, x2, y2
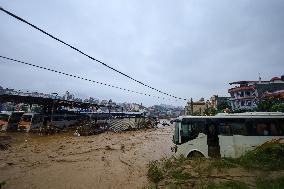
(271, 103, 284, 112)
(257, 100, 273, 111)
(217, 102, 231, 112)
(204, 107, 217, 116)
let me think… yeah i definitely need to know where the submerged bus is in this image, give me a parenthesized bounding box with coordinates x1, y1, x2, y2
(18, 113, 44, 132)
(172, 112, 284, 158)
(0, 111, 25, 131)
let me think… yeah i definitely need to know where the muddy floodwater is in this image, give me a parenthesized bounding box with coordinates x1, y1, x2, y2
(0, 126, 174, 189)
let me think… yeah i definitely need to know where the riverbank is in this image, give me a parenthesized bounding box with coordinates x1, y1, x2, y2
(146, 143, 284, 189)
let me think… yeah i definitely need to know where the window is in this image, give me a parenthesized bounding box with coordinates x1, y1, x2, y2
(246, 119, 258, 136)
(245, 118, 284, 136)
(22, 115, 32, 122)
(246, 101, 251, 106)
(272, 119, 284, 136)
(232, 124, 246, 135)
(181, 124, 190, 139)
(180, 119, 205, 144)
(0, 114, 10, 121)
(245, 91, 251, 96)
(174, 122, 180, 144)
(219, 123, 232, 135)
(32, 115, 43, 124)
(10, 113, 24, 123)
(220, 119, 246, 135)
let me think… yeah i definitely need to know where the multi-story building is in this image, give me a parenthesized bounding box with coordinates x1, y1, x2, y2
(228, 75, 284, 110)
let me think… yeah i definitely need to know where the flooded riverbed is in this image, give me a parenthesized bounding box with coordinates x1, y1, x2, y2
(0, 126, 174, 189)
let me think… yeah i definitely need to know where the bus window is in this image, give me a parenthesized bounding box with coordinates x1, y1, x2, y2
(174, 121, 180, 144)
(181, 124, 190, 139)
(231, 122, 246, 135)
(180, 119, 205, 144)
(256, 123, 270, 136)
(22, 115, 32, 122)
(0, 114, 9, 121)
(32, 115, 43, 124)
(219, 123, 232, 136)
(10, 113, 24, 123)
(271, 123, 278, 136)
(274, 119, 284, 136)
(245, 118, 284, 136)
(246, 119, 258, 136)
(223, 119, 246, 135)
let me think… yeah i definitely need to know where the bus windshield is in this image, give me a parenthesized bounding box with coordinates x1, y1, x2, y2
(174, 118, 205, 144)
(0, 114, 9, 121)
(22, 115, 32, 122)
(174, 121, 180, 144)
(10, 113, 24, 123)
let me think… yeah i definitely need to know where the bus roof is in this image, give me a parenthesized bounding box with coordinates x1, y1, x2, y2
(0, 111, 25, 115)
(22, 113, 40, 116)
(178, 112, 284, 120)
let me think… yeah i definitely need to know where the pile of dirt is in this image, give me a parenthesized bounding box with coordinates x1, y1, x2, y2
(238, 141, 284, 170)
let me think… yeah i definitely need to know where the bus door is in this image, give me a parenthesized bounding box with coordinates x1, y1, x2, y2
(19, 114, 32, 132)
(206, 119, 220, 158)
(218, 119, 235, 158)
(0, 113, 10, 131)
(8, 112, 24, 131)
(31, 114, 44, 130)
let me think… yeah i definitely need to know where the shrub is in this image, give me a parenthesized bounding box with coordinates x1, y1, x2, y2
(147, 161, 164, 183)
(256, 177, 284, 189)
(238, 144, 284, 170)
(205, 181, 249, 189)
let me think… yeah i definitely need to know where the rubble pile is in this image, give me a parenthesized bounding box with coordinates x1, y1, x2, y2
(76, 117, 157, 135)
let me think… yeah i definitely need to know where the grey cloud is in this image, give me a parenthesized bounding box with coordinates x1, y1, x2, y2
(0, 0, 283, 106)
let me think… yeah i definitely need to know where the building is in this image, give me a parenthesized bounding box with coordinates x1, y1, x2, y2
(228, 75, 284, 110)
(63, 91, 74, 101)
(185, 98, 209, 115)
(209, 95, 230, 109)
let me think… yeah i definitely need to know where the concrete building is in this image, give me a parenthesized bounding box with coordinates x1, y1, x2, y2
(228, 75, 284, 110)
(63, 91, 74, 101)
(185, 98, 209, 115)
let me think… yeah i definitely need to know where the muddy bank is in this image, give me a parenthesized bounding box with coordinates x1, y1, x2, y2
(0, 126, 174, 189)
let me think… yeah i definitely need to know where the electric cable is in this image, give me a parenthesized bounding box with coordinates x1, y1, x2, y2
(0, 6, 187, 101)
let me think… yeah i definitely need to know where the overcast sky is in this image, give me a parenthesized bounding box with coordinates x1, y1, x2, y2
(0, 0, 284, 106)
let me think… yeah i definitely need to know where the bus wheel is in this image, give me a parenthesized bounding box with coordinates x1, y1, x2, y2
(187, 151, 204, 159)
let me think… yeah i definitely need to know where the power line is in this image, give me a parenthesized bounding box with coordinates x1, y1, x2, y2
(0, 55, 180, 102)
(0, 6, 187, 101)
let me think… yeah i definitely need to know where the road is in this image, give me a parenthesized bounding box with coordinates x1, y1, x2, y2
(0, 126, 174, 189)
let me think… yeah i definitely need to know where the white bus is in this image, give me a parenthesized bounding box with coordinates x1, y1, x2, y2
(172, 112, 284, 158)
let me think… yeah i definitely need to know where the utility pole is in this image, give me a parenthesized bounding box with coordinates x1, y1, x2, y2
(190, 98, 194, 115)
(51, 93, 58, 123)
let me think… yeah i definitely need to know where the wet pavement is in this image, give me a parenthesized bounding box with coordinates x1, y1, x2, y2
(0, 126, 174, 189)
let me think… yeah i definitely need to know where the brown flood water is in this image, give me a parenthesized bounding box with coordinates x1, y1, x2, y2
(0, 126, 174, 189)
